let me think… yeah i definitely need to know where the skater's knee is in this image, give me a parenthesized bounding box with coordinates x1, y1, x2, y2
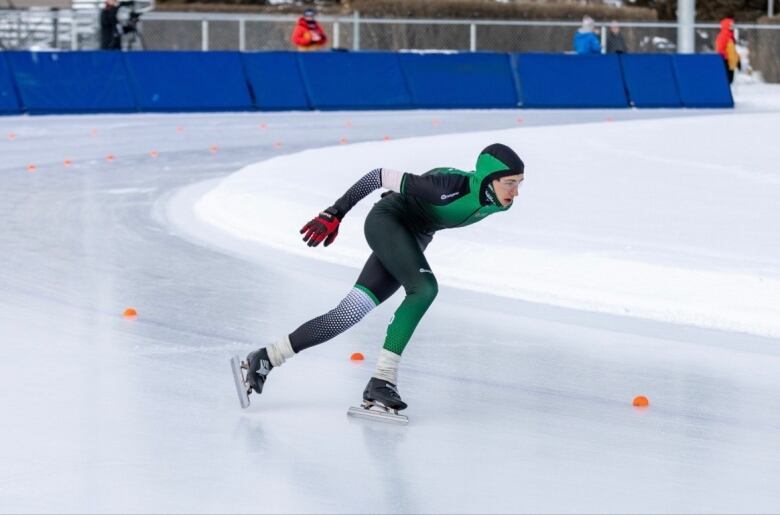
(410, 276, 438, 306)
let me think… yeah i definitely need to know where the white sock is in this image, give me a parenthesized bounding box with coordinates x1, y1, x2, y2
(372, 349, 401, 385)
(266, 335, 295, 368)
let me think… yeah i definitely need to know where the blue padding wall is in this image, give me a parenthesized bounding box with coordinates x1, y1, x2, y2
(515, 53, 629, 108)
(298, 52, 411, 109)
(398, 52, 518, 108)
(123, 51, 253, 111)
(242, 52, 310, 110)
(620, 54, 682, 108)
(6, 51, 135, 114)
(0, 53, 21, 114)
(671, 54, 734, 108)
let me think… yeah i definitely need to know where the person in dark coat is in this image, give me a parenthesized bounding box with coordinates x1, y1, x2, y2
(100, 0, 122, 50)
(606, 21, 628, 54)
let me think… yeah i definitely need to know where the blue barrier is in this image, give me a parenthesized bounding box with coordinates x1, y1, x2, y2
(619, 54, 682, 108)
(398, 53, 518, 108)
(297, 52, 411, 109)
(515, 53, 628, 108)
(6, 51, 135, 114)
(671, 54, 734, 108)
(0, 53, 21, 114)
(123, 51, 253, 111)
(0, 50, 734, 115)
(241, 52, 310, 110)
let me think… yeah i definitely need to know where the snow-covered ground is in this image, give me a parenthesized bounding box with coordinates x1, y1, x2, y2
(192, 92, 780, 338)
(2, 83, 780, 514)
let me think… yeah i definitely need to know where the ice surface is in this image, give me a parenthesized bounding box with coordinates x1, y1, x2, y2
(1, 91, 780, 514)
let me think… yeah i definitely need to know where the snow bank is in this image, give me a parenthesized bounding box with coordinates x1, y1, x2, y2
(194, 111, 780, 338)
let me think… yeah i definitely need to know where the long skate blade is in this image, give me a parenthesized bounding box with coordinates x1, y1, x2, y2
(230, 355, 250, 409)
(347, 406, 408, 425)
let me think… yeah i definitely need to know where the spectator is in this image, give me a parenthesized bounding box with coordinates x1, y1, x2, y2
(606, 20, 628, 53)
(100, 0, 122, 50)
(716, 17, 740, 84)
(573, 16, 602, 55)
(291, 8, 328, 51)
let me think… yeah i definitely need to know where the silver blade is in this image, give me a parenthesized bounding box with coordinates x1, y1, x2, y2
(347, 406, 408, 425)
(230, 355, 250, 409)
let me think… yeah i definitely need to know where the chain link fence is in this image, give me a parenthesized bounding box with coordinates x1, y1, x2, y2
(2, 9, 779, 81)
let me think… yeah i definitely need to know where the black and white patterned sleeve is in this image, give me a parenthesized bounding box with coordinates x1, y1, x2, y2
(329, 168, 405, 218)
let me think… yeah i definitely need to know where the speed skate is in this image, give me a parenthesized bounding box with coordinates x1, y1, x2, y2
(347, 401, 409, 425)
(230, 355, 251, 409)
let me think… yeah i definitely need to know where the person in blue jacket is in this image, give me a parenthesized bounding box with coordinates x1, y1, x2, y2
(573, 15, 602, 55)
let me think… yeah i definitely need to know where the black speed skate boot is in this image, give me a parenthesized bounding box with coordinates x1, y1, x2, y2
(363, 377, 408, 412)
(244, 348, 273, 395)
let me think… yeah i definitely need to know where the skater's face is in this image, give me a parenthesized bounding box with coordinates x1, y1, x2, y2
(492, 174, 523, 206)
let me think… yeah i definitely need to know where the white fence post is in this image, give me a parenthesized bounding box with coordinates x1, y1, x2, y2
(202, 19, 209, 51)
(600, 25, 607, 53)
(769, 0, 775, 17)
(677, 0, 696, 53)
(470, 23, 476, 51)
(353, 11, 360, 51)
(334, 20, 340, 49)
(70, 11, 77, 50)
(239, 18, 245, 51)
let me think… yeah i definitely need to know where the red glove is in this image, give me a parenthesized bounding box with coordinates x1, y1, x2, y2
(300, 208, 341, 247)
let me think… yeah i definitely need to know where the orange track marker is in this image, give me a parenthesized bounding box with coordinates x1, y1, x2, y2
(149, 150, 159, 158)
(106, 154, 116, 162)
(516, 117, 524, 124)
(350, 352, 365, 361)
(123, 308, 137, 318)
(273, 141, 283, 149)
(259, 123, 268, 129)
(339, 137, 348, 145)
(8, 132, 16, 140)
(209, 145, 219, 154)
(383, 135, 392, 141)
(63, 159, 73, 167)
(176, 126, 185, 133)
(26, 164, 36, 173)
(633, 395, 649, 407)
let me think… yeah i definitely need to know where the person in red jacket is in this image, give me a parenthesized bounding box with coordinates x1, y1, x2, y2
(715, 17, 740, 84)
(291, 8, 328, 51)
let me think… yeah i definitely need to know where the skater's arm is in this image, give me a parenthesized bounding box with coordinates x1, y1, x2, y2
(331, 168, 470, 216)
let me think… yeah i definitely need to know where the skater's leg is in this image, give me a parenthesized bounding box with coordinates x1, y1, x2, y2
(269, 253, 401, 362)
(364, 207, 437, 387)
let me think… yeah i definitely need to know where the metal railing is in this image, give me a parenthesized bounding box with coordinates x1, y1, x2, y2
(2, 10, 779, 81)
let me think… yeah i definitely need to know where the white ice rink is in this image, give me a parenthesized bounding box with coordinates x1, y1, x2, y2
(2, 86, 780, 514)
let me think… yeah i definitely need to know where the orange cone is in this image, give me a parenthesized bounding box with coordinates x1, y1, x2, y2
(149, 150, 159, 158)
(106, 154, 116, 162)
(383, 135, 392, 141)
(123, 307, 137, 318)
(26, 164, 36, 173)
(259, 123, 267, 130)
(209, 145, 219, 154)
(632, 395, 649, 407)
(63, 159, 73, 167)
(350, 352, 365, 361)
(339, 137, 348, 145)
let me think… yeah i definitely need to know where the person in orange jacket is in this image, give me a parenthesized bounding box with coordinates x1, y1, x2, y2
(291, 8, 328, 51)
(715, 17, 740, 84)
